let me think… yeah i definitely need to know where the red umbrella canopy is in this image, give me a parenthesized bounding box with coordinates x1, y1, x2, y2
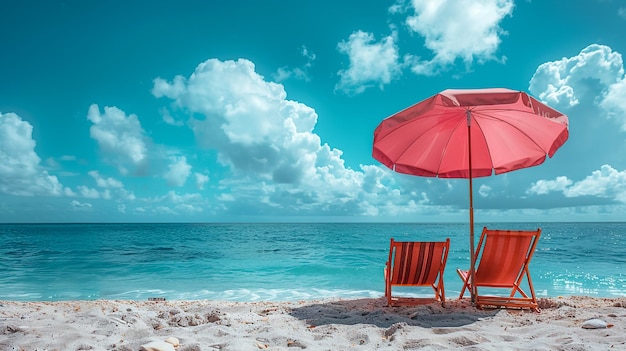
(373, 88, 569, 178)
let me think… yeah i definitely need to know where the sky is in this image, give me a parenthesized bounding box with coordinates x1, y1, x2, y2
(1, 0, 626, 223)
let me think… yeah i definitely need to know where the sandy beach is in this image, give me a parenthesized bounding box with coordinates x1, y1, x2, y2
(1, 296, 624, 351)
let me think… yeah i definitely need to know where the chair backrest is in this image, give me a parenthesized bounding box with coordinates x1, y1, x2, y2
(474, 228, 541, 285)
(389, 239, 449, 286)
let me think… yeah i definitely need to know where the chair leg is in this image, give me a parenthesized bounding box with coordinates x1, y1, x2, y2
(384, 266, 392, 306)
(457, 270, 470, 298)
(436, 280, 446, 306)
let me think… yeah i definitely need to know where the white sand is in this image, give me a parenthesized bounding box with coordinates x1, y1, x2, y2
(1, 296, 625, 350)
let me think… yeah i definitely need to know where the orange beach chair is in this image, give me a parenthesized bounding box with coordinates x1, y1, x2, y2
(457, 227, 541, 312)
(384, 238, 450, 306)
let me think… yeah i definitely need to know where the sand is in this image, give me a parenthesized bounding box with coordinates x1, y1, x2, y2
(1, 296, 625, 351)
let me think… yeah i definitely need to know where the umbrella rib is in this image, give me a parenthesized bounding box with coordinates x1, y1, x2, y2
(437, 111, 470, 177)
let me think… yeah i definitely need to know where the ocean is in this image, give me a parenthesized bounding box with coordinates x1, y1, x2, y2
(0, 222, 624, 301)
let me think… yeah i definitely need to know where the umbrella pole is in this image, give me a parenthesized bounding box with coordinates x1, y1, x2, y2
(469, 177, 476, 304)
(467, 110, 476, 305)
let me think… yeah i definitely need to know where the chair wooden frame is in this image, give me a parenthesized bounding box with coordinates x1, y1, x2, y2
(457, 227, 541, 312)
(385, 238, 450, 307)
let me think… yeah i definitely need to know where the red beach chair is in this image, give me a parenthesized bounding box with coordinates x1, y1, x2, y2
(457, 227, 541, 312)
(384, 238, 450, 306)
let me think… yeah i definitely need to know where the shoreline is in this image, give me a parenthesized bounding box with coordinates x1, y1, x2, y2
(2, 296, 625, 350)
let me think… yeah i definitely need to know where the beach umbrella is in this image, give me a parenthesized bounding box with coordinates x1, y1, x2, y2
(372, 88, 569, 303)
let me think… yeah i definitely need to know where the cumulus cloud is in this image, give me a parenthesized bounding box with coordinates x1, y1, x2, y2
(87, 104, 151, 175)
(336, 0, 513, 91)
(564, 165, 626, 202)
(152, 58, 318, 179)
(599, 78, 626, 130)
(336, 30, 403, 94)
(527, 166, 626, 203)
(388, 0, 408, 14)
(529, 44, 626, 127)
(527, 176, 573, 195)
(160, 107, 184, 126)
(164, 155, 192, 187)
(479, 184, 492, 198)
(82, 170, 135, 201)
(152, 58, 417, 216)
(0, 112, 68, 197)
(77, 185, 101, 199)
(195, 172, 209, 190)
(89, 170, 123, 188)
(404, 0, 513, 75)
(149, 191, 205, 215)
(71, 200, 93, 210)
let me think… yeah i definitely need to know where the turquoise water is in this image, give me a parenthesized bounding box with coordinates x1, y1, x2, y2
(0, 222, 624, 301)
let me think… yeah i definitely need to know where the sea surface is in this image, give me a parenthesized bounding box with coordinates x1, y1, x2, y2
(0, 222, 624, 301)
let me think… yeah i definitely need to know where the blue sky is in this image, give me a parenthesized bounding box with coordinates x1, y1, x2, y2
(1, 0, 626, 223)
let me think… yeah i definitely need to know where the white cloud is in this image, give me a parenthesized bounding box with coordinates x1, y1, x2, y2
(119, 189, 136, 201)
(82, 170, 135, 201)
(89, 170, 123, 188)
(164, 155, 192, 187)
(479, 184, 492, 198)
(527, 166, 626, 204)
(152, 58, 420, 217)
(154, 59, 317, 146)
(71, 200, 93, 209)
(87, 104, 151, 175)
(77, 186, 101, 199)
(146, 191, 206, 215)
(154, 206, 176, 215)
(599, 78, 626, 130)
(564, 165, 626, 202)
(274, 67, 308, 83)
(153, 59, 317, 173)
(0, 112, 67, 197)
(336, 30, 402, 94)
(527, 176, 573, 195)
(357, 166, 440, 217)
(195, 172, 209, 190)
(404, 0, 513, 75)
(619, 8, 626, 20)
(160, 107, 184, 126)
(337, 0, 512, 88)
(529, 44, 625, 114)
(389, 0, 409, 14)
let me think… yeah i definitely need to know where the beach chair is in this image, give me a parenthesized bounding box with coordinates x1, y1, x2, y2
(384, 238, 450, 307)
(457, 227, 541, 312)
